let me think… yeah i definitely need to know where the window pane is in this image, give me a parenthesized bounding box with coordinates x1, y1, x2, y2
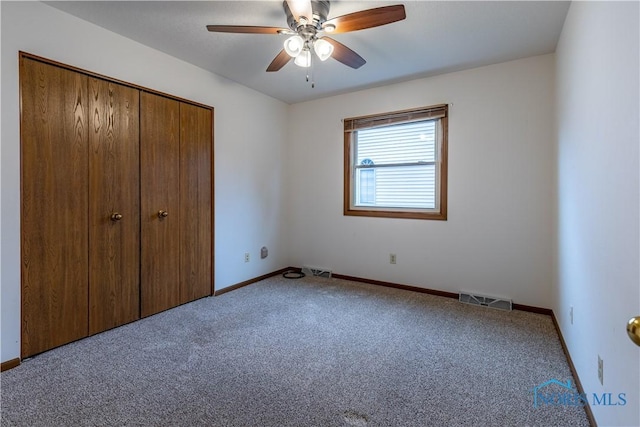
(375, 165, 436, 208)
(355, 165, 436, 209)
(356, 121, 436, 165)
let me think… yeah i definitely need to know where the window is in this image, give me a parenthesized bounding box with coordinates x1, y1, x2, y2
(344, 104, 448, 220)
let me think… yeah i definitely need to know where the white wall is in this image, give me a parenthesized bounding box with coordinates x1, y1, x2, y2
(1, 1, 289, 363)
(286, 54, 556, 308)
(555, 2, 640, 426)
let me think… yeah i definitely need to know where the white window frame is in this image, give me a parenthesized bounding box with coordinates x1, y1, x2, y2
(343, 104, 448, 220)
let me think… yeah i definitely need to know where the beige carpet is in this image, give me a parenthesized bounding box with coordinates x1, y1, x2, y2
(1, 275, 589, 426)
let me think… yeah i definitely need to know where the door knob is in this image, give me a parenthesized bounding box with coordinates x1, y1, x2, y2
(627, 316, 640, 347)
(110, 213, 123, 221)
(158, 210, 169, 219)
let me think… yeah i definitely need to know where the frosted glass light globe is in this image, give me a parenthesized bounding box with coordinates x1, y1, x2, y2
(284, 35, 304, 57)
(314, 39, 334, 61)
(294, 49, 312, 67)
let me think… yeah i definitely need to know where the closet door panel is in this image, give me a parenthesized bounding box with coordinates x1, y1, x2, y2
(88, 79, 140, 335)
(179, 103, 213, 303)
(20, 58, 89, 357)
(140, 92, 180, 317)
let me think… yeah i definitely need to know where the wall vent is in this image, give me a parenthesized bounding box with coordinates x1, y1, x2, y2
(302, 265, 332, 278)
(459, 292, 512, 311)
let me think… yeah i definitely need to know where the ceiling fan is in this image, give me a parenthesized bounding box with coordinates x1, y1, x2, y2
(206, 1, 406, 74)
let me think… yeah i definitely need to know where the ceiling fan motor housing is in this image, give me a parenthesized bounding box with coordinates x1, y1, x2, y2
(284, 0, 331, 31)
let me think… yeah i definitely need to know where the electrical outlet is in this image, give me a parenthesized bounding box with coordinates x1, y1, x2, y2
(390, 253, 397, 264)
(244, 252, 250, 263)
(570, 306, 573, 325)
(598, 355, 604, 385)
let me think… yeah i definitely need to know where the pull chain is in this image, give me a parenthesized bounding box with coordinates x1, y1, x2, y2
(302, 47, 315, 88)
(310, 53, 315, 88)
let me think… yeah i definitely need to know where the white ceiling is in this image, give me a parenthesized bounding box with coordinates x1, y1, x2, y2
(45, 1, 570, 104)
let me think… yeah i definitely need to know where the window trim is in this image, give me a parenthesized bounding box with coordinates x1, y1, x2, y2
(343, 104, 448, 220)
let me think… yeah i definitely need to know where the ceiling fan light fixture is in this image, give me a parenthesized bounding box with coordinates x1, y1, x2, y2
(294, 49, 312, 67)
(284, 35, 304, 57)
(322, 23, 336, 33)
(314, 38, 334, 61)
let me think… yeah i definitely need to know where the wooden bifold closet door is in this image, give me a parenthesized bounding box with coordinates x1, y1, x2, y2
(140, 93, 213, 316)
(179, 103, 213, 304)
(20, 58, 90, 358)
(20, 54, 213, 358)
(88, 78, 140, 335)
(140, 92, 181, 317)
(21, 59, 142, 356)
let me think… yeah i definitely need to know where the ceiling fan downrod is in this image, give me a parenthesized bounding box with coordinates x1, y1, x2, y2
(284, 0, 331, 33)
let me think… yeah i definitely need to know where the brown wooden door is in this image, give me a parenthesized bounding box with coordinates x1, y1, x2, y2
(88, 79, 140, 335)
(179, 103, 213, 303)
(140, 92, 180, 317)
(20, 58, 89, 357)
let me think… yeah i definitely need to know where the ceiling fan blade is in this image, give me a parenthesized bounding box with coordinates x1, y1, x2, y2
(286, 0, 313, 22)
(266, 49, 292, 72)
(323, 37, 366, 69)
(206, 25, 289, 35)
(323, 5, 406, 34)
